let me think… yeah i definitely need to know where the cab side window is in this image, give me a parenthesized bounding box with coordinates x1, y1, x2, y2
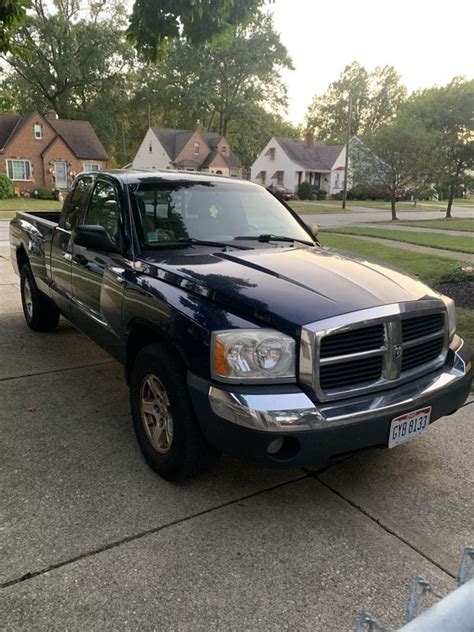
(84, 180, 121, 243)
(63, 176, 93, 230)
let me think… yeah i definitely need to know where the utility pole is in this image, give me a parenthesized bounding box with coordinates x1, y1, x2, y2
(342, 93, 352, 209)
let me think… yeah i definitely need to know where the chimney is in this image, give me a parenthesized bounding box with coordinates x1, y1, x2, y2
(195, 119, 203, 133)
(305, 129, 314, 148)
(45, 110, 59, 120)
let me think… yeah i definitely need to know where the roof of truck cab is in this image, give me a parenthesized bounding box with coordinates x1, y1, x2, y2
(95, 168, 258, 187)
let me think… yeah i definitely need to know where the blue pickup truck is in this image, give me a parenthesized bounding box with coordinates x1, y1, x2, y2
(9, 170, 473, 480)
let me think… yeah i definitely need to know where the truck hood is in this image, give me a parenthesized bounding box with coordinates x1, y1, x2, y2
(140, 246, 439, 332)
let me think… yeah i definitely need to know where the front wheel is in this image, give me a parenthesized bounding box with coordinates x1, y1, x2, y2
(130, 344, 217, 481)
(20, 264, 60, 332)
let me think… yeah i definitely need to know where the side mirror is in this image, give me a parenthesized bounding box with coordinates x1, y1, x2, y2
(72, 225, 120, 253)
(306, 223, 320, 239)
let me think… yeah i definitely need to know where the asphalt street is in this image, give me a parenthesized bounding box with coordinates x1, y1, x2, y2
(1, 238, 473, 630)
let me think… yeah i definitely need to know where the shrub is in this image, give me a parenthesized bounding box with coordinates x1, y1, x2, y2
(333, 191, 344, 200)
(297, 181, 313, 200)
(317, 190, 327, 200)
(0, 173, 14, 199)
(32, 187, 57, 200)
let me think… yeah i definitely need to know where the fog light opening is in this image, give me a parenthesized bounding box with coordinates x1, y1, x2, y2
(267, 437, 284, 455)
(266, 436, 300, 462)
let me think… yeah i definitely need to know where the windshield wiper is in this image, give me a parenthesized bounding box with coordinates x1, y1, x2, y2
(234, 234, 315, 247)
(177, 237, 249, 250)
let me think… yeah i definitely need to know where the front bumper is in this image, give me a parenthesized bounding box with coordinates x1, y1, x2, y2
(188, 338, 472, 467)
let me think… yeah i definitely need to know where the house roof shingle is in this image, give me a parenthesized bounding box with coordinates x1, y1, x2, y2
(275, 137, 344, 171)
(48, 118, 108, 160)
(0, 112, 107, 160)
(0, 114, 22, 150)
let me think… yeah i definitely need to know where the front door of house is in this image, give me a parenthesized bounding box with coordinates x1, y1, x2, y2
(54, 161, 68, 189)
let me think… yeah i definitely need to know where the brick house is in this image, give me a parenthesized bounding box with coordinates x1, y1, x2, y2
(132, 121, 243, 178)
(0, 110, 108, 192)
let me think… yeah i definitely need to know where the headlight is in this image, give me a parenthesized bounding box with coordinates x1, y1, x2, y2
(440, 295, 456, 340)
(211, 329, 296, 383)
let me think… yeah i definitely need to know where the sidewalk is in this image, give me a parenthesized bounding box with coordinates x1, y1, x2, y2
(357, 223, 473, 238)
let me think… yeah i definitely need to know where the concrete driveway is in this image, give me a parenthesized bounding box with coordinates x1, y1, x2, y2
(1, 245, 473, 631)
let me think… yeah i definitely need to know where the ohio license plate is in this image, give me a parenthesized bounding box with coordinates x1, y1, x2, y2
(388, 406, 431, 448)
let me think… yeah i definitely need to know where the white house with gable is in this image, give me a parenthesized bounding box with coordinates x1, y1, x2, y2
(132, 121, 243, 178)
(251, 133, 353, 195)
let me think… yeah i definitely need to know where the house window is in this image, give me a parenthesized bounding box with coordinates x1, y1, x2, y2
(149, 142, 152, 153)
(6, 159, 32, 181)
(265, 147, 275, 160)
(34, 124, 43, 139)
(221, 145, 227, 155)
(194, 142, 200, 155)
(83, 163, 100, 172)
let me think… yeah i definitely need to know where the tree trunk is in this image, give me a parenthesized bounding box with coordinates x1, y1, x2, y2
(446, 185, 454, 218)
(391, 197, 397, 221)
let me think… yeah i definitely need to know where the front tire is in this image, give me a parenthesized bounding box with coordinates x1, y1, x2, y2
(130, 344, 216, 481)
(20, 264, 60, 332)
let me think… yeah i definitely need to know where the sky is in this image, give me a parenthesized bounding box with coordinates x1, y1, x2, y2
(269, 0, 474, 124)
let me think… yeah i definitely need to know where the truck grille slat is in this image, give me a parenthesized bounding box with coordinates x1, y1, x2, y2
(401, 313, 444, 341)
(320, 324, 384, 358)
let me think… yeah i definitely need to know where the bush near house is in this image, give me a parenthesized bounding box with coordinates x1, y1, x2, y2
(297, 181, 313, 200)
(0, 174, 14, 199)
(32, 187, 57, 200)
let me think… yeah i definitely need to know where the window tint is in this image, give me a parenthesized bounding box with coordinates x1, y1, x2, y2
(63, 176, 93, 229)
(85, 180, 121, 242)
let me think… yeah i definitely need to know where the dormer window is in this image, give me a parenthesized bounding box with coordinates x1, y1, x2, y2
(34, 124, 43, 140)
(194, 142, 200, 155)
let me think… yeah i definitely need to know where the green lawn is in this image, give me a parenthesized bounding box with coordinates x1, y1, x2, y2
(320, 233, 470, 285)
(457, 308, 474, 350)
(395, 218, 474, 232)
(324, 226, 474, 255)
(0, 197, 62, 219)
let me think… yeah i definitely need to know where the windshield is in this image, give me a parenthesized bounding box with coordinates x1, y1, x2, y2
(129, 180, 312, 247)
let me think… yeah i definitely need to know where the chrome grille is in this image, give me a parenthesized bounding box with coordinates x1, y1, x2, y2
(300, 301, 449, 402)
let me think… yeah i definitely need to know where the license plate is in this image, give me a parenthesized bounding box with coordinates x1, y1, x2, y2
(388, 406, 431, 448)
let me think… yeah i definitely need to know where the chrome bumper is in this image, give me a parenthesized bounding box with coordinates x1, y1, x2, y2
(209, 338, 472, 433)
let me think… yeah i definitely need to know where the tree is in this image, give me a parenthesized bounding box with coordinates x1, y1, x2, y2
(0, 0, 29, 54)
(351, 117, 438, 220)
(1, 0, 267, 59)
(127, 0, 268, 62)
(127, 13, 293, 166)
(306, 62, 406, 143)
(406, 78, 474, 218)
(0, 0, 132, 119)
(134, 13, 292, 137)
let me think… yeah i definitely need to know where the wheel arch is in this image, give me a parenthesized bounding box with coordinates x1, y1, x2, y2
(125, 319, 188, 384)
(16, 245, 29, 272)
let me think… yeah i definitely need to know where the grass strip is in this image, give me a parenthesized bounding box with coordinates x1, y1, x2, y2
(324, 226, 474, 254)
